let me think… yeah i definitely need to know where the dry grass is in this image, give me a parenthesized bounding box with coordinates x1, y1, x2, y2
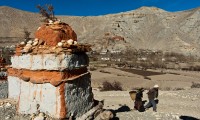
(191, 82, 200, 88)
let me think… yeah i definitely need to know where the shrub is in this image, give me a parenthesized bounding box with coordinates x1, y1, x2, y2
(102, 81, 113, 91)
(101, 81, 123, 91)
(173, 87, 185, 91)
(36, 4, 57, 22)
(99, 70, 111, 74)
(89, 67, 97, 71)
(112, 81, 123, 91)
(144, 76, 151, 80)
(161, 87, 171, 91)
(168, 72, 180, 75)
(117, 74, 122, 76)
(23, 27, 31, 42)
(191, 82, 200, 88)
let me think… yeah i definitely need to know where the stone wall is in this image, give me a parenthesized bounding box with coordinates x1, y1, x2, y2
(65, 73, 93, 118)
(0, 81, 8, 99)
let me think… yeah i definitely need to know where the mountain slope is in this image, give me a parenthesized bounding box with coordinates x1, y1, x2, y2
(0, 6, 200, 55)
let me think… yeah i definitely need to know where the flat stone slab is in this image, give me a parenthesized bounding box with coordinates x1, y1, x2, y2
(11, 53, 89, 70)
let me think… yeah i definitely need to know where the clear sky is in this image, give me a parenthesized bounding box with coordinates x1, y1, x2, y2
(0, 0, 200, 16)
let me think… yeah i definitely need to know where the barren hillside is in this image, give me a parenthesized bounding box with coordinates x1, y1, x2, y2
(0, 6, 200, 55)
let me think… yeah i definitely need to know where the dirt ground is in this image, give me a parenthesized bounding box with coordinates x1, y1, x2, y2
(91, 67, 200, 90)
(93, 89, 200, 120)
(0, 67, 200, 120)
(1, 89, 199, 120)
(91, 67, 200, 120)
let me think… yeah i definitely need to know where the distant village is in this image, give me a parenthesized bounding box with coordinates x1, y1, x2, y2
(88, 48, 200, 71)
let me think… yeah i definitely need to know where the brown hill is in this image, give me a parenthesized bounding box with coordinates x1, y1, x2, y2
(0, 6, 200, 56)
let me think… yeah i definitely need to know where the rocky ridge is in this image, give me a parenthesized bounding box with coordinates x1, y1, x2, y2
(0, 6, 200, 56)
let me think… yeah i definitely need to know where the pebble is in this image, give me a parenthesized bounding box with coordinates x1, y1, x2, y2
(165, 113, 169, 117)
(67, 39, 74, 45)
(27, 40, 33, 44)
(154, 114, 161, 118)
(30, 113, 36, 119)
(5, 102, 12, 108)
(57, 42, 63, 47)
(175, 115, 179, 119)
(61, 40, 66, 43)
(37, 27, 41, 30)
(192, 98, 197, 101)
(74, 41, 78, 45)
(20, 41, 25, 45)
(156, 118, 161, 120)
(5, 115, 11, 119)
(32, 112, 45, 120)
(34, 116, 45, 120)
(33, 41, 38, 46)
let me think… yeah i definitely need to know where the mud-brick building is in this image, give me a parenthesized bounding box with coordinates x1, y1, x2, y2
(7, 20, 94, 119)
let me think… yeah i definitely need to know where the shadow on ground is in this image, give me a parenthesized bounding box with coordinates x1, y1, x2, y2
(119, 68, 165, 77)
(180, 115, 200, 120)
(115, 105, 131, 112)
(107, 105, 131, 120)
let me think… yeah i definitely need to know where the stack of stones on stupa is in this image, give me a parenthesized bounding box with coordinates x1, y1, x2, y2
(7, 20, 94, 119)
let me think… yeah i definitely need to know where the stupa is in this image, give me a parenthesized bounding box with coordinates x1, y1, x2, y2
(7, 20, 94, 119)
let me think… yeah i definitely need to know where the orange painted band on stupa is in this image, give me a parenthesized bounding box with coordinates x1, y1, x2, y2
(7, 67, 88, 86)
(59, 82, 67, 118)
